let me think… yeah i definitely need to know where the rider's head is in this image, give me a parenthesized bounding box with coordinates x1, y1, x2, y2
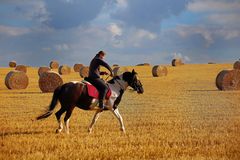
(97, 51, 106, 59)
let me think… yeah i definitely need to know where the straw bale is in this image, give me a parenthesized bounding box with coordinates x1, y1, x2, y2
(38, 66, 51, 76)
(73, 64, 84, 72)
(9, 61, 17, 68)
(58, 65, 71, 75)
(172, 59, 183, 66)
(208, 62, 216, 64)
(50, 60, 59, 69)
(152, 65, 168, 77)
(113, 67, 128, 77)
(39, 71, 63, 92)
(216, 69, 240, 90)
(5, 71, 29, 89)
(233, 60, 240, 70)
(79, 66, 89, 78)
(136, 63, 151, 66)
(15, 65, 27, 73)
(113, 64, 119, 67)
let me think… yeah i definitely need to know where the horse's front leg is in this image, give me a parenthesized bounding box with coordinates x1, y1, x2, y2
(88, 110, 102, 133)
(112, 108, 126, 133)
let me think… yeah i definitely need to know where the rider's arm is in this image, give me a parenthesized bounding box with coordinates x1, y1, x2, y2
(97, 59, 113, 74)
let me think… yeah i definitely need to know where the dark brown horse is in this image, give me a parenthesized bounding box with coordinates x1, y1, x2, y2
(36, 69, 144, 134)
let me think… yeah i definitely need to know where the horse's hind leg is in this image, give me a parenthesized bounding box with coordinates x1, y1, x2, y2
(64, 106, 75, 134)
(55, 107, 66, 133)
(88, 110, 102, 133)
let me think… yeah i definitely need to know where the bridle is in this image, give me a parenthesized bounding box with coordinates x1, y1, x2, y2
(130, 77, 143, 92)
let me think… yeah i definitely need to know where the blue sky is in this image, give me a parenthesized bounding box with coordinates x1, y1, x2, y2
(0, 0, 239, 67)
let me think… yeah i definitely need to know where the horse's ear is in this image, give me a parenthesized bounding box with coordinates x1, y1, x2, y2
(132, 69, 136, 74)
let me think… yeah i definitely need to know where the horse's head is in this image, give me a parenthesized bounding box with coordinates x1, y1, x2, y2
(123, 69, 144, 94)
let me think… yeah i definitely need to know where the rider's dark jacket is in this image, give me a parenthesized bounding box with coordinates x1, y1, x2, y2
(88, 55, 112, 78)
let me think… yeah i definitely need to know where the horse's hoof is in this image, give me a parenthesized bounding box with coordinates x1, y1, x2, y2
(120, 128, 126, 134)
(56, 129, 62, 133)
(88, 128, 92, 134)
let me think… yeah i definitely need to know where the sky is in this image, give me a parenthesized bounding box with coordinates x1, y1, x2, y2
(0, 0, 239, 67)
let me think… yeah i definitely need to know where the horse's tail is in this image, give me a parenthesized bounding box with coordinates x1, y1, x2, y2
(36, 86, 62, 120)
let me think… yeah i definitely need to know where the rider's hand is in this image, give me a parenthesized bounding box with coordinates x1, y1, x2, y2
(110, 71, 114, 77)
(100, 71, 108, 75)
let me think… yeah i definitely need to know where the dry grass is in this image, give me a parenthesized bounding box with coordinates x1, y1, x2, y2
(0, 64, 240, 159)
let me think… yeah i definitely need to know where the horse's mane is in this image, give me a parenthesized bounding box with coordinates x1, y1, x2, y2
(107, 76, 121, 84)
(107, 71, 134, 84)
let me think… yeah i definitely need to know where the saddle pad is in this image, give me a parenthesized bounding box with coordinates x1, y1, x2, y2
(82, 80, 111, 99)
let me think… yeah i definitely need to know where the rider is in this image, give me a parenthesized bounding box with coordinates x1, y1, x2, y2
(88, 51, 113, 110)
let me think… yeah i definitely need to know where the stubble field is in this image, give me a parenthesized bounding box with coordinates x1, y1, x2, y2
(0, 64, 240, 159)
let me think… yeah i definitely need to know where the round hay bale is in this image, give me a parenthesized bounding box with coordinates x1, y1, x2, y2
(152, 65, 168, 77)
(9, 61, 17, 68)
(79, 66, 89, 78)
(113, 64, 119, 67)
(49, 60, 59, 69)
(58, 65, 71, 75)
(216, 70, 240, 90)
(15, 65, 27, 73)
(5, 71, 29, 89)
(233, 60, 240, 70)
(113, 67, 128, 77)
(208, 62, 215, 64)
(73, 64, 84, 72)
(39, 71, 63, 93)
(172, 59, 183, 66)
(136, 63, 151, 66)
(38, 66, 51, 76)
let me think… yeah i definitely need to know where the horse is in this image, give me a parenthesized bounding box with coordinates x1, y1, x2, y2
(36, 69, 144, 134)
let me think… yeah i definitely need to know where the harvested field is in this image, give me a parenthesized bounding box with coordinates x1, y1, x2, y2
(0, 64, 240, 159)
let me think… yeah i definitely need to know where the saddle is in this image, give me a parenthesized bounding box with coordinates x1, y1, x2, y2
(82, 78, 111, 100)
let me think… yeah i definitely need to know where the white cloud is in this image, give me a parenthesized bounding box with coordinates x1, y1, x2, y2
(13, 1, 49, 24)
(185, 0, 240, 47)
(122, 28, 158, 47)
(108, 23, 122, 36)
(135, 29, 157, 40)
(0, 0, 239, 66)
(176, 25, 214, 47)
(55, 44, 70, 51)
(0, 25, 30, 36)
(61, 0, 74, 3)
(42, 47, 51, 51)
(173, 52, 191, 62)
(106, 23, 157, 48)
(188, 0, 240, 12)
(216, 29, 240, 40)
(208, 13, 240, 25)
(116, 0, 128, 9)
(175, 24, 240, 47)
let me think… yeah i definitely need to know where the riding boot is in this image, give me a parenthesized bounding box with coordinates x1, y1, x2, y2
(98, 99, 105, 110)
